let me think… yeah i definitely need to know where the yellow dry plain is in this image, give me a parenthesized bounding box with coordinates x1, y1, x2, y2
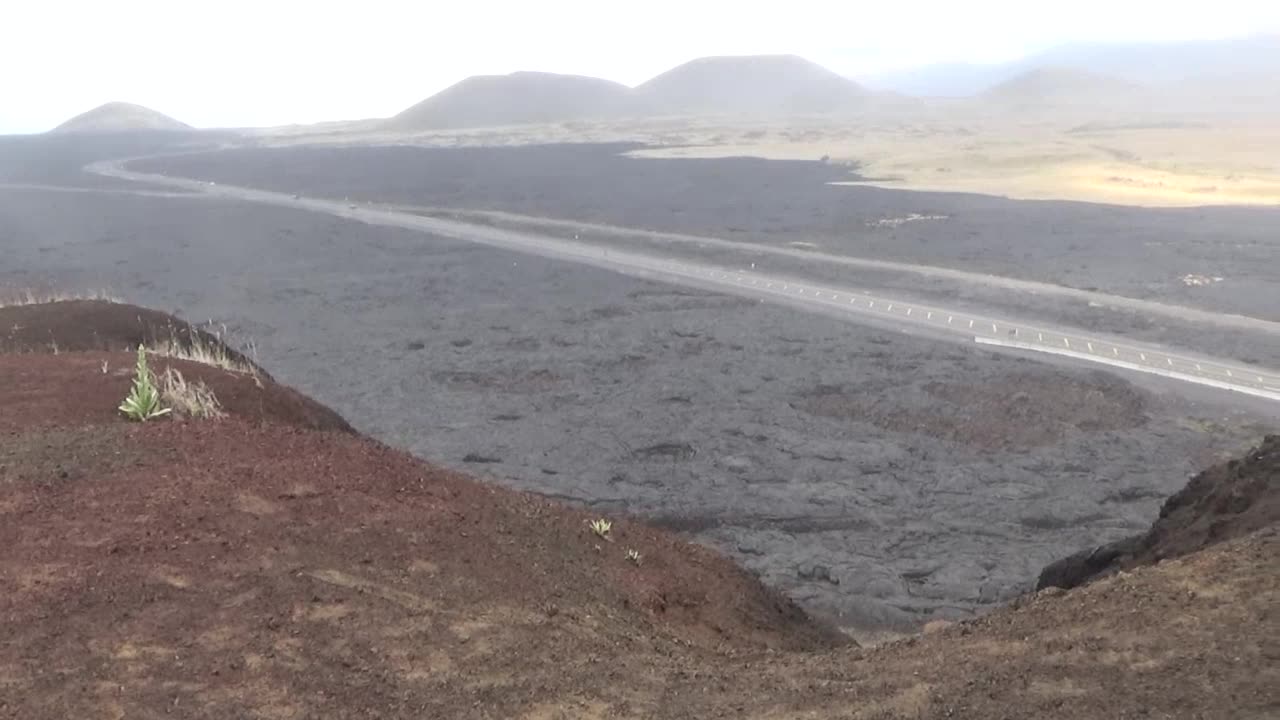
(263, 109, 1280, 208)
(628, 118, 1280, 207)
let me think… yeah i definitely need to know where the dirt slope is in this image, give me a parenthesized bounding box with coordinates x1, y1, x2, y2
(0, 351, 352, 434)
(50, 102, 191, 134)
(1, 299, 262, 372)
(2, 300, 1277, 719)
(1039, 433, 1280, 590)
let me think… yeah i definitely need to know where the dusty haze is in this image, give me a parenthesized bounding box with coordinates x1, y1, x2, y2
(3, 0, 1279, 132)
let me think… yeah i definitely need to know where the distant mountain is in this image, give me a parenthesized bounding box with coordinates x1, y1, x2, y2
(866, 35, 1280, 105)
(979, 67, 1142, 109)
(864, 62, 1020, 97)
(51, 102, 191, 134)
(1028, 35, 1280, 87)
(633, 54, 868, 116)
(1176, 70, 1280, 113)
(387, 55, 870, 132)
(386, 72, 631, 131)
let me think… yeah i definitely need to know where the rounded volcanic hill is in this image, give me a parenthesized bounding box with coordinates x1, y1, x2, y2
(633, 54, 868, 117)
(385, 71, 632, 131)
(50, 101, 192, 134)
(978, 66, 1144, 110)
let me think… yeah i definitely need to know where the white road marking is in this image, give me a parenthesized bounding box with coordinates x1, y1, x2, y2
(976, 337, 1280, 402)
(1038, 332, 1043, 342)
(1140, 353, 1147, 361)
(907, 308, 913, 316)
(1064, 338, 1070, 348)
(968, 320, 974, 329)
(1196, 363, 1202, 371)
(947, 316, 953, 323)
(1167, 358, 1174, 366)
(927, 312, 932, 320)
(991, 323, 998, 333)
(1227, 369, 1233, 377)
(1113, 347, 1119, 356)
(1087, 342, 1094, 352)
(887, 304, 894, 311)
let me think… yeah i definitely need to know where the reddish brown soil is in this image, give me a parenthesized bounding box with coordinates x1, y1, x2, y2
(1, 300, 264, 375)
(2, 301, 1277, 719)
(0, 300, 349, 434)
(0, 352, 351, 434)
(1039, 434, 1280, 590)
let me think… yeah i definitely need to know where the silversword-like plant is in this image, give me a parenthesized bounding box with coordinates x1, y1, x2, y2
(589, 518, 612, 540)
(119, 345, 171, 422)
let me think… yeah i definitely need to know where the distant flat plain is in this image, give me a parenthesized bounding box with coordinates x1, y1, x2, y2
(263, 109, 1280, 207)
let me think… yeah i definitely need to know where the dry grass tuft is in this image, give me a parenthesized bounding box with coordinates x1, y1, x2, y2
(146, 327, 259, 378)
(159, 367, 226, 419)
(0, 290, 122, 308)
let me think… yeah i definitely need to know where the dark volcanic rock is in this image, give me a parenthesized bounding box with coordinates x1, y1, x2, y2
(1038, 435, 1280, 590)
(5, 139, 1276, 633)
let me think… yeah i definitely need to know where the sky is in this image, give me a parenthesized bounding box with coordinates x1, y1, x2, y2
(3, 0, 1279, 133)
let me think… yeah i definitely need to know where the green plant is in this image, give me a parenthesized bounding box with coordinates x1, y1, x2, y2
(589, 518, 612, 541)
(625, 548, 642, 565)
(119, 346, 171, 421)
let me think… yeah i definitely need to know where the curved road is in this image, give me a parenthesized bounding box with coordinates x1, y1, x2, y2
(87, 160, 1280, 403)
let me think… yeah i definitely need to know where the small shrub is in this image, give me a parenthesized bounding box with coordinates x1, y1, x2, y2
(146, 326, 258, 377)
(625, 548, 642, 565)
(119, 346, 170, 421)
(160, 367, 226, 419)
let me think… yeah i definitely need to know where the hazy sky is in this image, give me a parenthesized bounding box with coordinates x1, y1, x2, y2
(4, 0, 1279, 133)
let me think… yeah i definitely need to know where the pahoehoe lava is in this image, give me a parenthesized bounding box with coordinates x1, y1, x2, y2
(3, 138, 1275, 629)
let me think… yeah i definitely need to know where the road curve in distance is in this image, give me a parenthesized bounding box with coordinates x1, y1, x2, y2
(87, 159, 1280, 404)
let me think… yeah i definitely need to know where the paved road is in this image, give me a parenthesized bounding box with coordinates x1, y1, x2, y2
(87, 160, 1280, 402)
(0, 182, 198, 199)
(387, 205, 1280, 336)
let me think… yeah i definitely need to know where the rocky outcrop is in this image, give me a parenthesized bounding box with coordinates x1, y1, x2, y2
(1039, 435, 1279, 590)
